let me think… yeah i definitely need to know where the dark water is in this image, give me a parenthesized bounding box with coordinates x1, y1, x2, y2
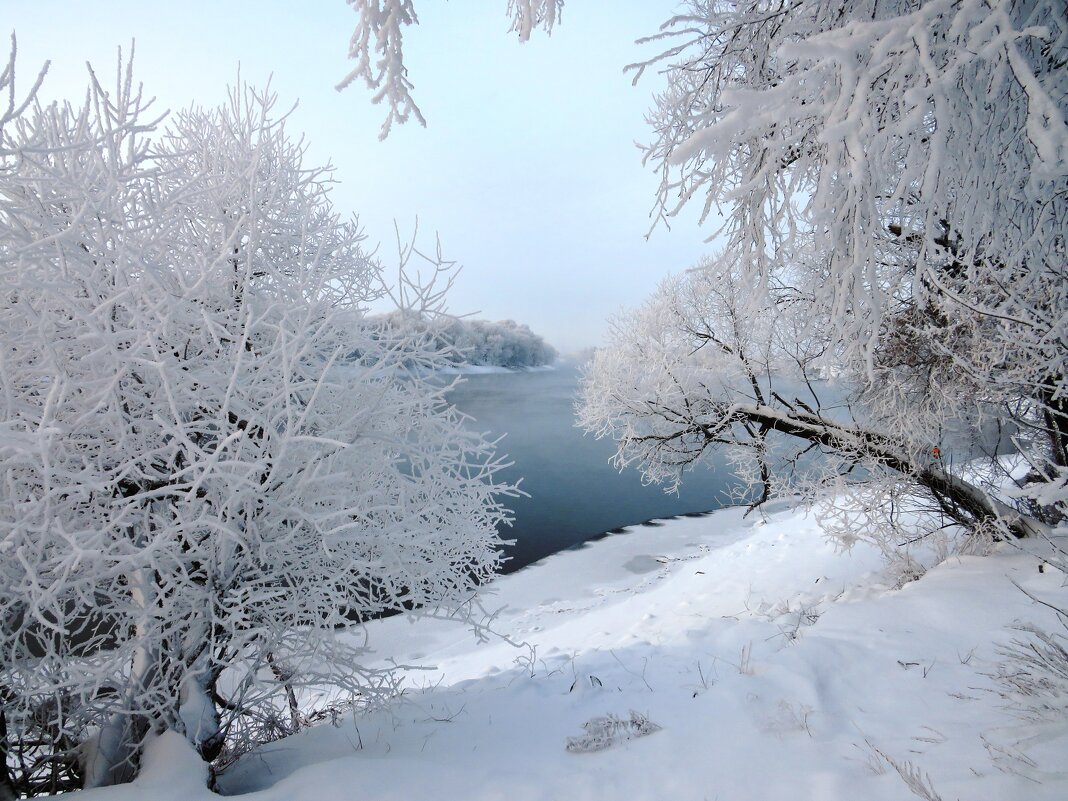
(446, 364, 744, 572)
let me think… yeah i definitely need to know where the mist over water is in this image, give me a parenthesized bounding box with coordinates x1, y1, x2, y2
(446, 364, 744, 572)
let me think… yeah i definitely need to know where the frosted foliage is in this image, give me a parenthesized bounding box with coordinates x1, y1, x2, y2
(632, 1, 1067, 499)
(368, 310, 558, 368)
(578, 255, 791, 495)
(506, 0, 564, 42)
(337, 0, 422, 139)
(639, 0, 1066, 351)
(578, 255, 854, 503)
(0, 36, 48, 153)
(576, 0, 1068, 547)
(0, 58, 512, 792)
(339, 0, 561, 137)
(580, 251, 1051, 564)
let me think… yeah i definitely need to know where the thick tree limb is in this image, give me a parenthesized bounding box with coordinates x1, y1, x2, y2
(721, 403, 1048, 540)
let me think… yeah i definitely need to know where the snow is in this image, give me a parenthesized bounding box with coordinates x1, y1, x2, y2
(75, 501, 1067, 800)
(76, 731, 208, 801)
(178, 678, 219, 757)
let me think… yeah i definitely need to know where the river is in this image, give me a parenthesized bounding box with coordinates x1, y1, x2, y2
(446, 363, 745, 572)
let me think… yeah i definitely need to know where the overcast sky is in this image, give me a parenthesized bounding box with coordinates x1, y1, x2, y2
(9, 1, 712, 353)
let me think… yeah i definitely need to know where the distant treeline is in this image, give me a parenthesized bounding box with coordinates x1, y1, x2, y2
(365, 311, 558, 368)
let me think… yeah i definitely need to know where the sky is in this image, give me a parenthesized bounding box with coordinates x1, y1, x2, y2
(8, 1, 713, 353)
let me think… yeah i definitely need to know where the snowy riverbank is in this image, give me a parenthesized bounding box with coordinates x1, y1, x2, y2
(79, 501, 1067, 801)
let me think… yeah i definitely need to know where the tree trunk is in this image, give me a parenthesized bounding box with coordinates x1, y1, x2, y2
(81, 709, 149, 789)
(0, 710, 17, 801)
(1041, 381, 1068, 471)
(84, 566, 158, 790)
(729, 403, 1049, 540)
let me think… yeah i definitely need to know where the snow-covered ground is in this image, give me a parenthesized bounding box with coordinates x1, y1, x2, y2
(77, 502, 1067, 800)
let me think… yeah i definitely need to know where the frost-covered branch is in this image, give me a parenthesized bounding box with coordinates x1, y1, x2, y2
(634, 2, 1066, 472)
(0, 56, 516, 793)
(577, 0, 1067, 553)
(0, 33, 48, 149)
(336, 0, 423, 139)
(366, 310, 558, 369)
(338, 0, 562, 137)
(578, 253, 1051, 556)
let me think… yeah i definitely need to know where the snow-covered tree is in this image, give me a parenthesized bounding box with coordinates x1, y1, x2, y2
(366, 311, 558, 368)
(0, 54, 513, 794)
(578, 253, 1047, 570)
(339, 0, 1066, 558)
(580, 0, 1066, 559)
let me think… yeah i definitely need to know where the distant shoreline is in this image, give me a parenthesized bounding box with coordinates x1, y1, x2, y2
(436, 363, 557, 376)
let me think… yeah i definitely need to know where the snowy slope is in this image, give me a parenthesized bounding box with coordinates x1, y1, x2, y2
(76, 501, 1067, 801)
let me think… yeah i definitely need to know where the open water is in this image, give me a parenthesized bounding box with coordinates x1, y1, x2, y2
(446, 364, 743, 572)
